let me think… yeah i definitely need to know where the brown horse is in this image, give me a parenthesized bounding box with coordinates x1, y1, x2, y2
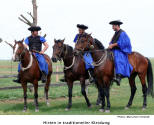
(74, 34, 153, 112)
(12, 39, 52, 112)
(51, 39, 100, 110)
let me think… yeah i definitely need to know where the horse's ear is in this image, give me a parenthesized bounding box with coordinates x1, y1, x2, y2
(14, 40, 17, 43)
(89, 33, 92, 36)
(22, 38, 24, 43)
(62, 38, 65, 43)
(54, 39, 56, 43)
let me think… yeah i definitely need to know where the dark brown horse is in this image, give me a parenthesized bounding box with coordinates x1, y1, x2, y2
(12, 39, 52, 112)
(74, 34, 153, 112)
(51, 39, 99, 110)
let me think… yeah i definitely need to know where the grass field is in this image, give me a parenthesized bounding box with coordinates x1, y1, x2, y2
(0, 59, 154, 115)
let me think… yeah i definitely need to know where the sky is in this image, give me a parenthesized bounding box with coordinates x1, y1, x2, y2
(0, 0, 154, 59)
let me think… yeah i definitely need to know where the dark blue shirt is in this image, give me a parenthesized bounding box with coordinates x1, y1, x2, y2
(25, 36, 46, 45)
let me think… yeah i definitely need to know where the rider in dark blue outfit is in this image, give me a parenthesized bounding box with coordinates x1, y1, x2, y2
(108, 20, 133, 86)
(13, 26, 49, 83)
(74, 24, 95, 83)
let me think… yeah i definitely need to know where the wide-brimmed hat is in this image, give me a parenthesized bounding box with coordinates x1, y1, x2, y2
(77, 24, 88, 30)
(28, 26, 41, 32)
(109, 20, 123, 25)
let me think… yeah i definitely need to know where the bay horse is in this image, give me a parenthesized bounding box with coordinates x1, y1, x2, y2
(12, 39, 52, 112)
(74, 34, 154, 112)
(51, 39, 101, 110)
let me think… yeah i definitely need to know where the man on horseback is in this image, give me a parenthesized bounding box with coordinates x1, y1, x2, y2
(74, 24, 95, 83)
(108, 20, 133, 86)
(13, 26, 49, 83)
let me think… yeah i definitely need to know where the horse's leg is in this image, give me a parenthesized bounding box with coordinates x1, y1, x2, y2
(125, 73, 137, 109)
(138, 73, 148, 110)
(98, 84, 105, 112)
(104, 87, 111, 113)
(95, 80, 101, 106)
(80, 79, 91, 107)
(33, 81, 39, 112)
(96, 91, 101, 106)
(22, 82, 27, 112)
(65, 80, 73, 111)
(44, 75, 51, 106)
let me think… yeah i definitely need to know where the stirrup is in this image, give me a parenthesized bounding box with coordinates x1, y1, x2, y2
(89, 77, 95, 84)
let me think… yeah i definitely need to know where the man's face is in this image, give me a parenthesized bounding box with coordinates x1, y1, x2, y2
(32, 31, 38, 36)
(112, 25, 120, 31)
(78, 28, 85, 34)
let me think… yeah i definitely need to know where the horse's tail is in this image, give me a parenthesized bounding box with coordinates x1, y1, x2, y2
(146, 58, 154, 97)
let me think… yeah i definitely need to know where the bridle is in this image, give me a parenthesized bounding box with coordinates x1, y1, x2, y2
(75, 35, 108, 67)
(75, 34, 94, 53)
(55, 44, 68, 61)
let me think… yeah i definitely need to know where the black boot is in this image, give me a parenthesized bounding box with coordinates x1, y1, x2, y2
(88, 68, 95, 84)
(113, 74, 122, 86)
(60, 77, 65, 82)
(41, 72, 47, 83)
(13, 74, 21, 83)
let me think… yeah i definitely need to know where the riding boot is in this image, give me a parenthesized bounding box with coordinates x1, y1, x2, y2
(113, 74, 122, 86)
(41, 71, 47, 83)
(60, 77, 66, 82)
(88, 68, 95, 84)
(13, 73, 21, 83)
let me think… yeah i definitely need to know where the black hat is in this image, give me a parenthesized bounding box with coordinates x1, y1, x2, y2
(77, 24, 88, 30)
(28, 26, 41, 32)
(109, 20, 123, 25)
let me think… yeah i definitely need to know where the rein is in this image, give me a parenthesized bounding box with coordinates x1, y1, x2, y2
(59, 44, 76, 71)
(20, 48, 33, 71)
(76, 35, 108, 67)
(64, 56, 76, 70)
(92, 50, 107, 67)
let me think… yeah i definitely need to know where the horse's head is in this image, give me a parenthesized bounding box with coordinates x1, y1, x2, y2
(74, 34, 94, 55)
(51, 38, 65, 62)
(12, 39, 25, 62)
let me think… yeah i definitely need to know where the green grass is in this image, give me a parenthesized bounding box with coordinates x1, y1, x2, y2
(0, 59, 154, 115)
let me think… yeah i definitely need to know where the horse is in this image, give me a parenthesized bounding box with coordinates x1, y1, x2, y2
(74, 34, 154, 112)
(51, 39, 101, 110)
(11, 39, 52, 112)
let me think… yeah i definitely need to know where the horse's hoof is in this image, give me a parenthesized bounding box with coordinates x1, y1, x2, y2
(142, 107, 146, 111)
(22, 109, 27, 112)
(125, 107, 129, 110)
(105, 110, 110, 113)
(88, 105, 92, 108)
(46, 102, 50, 106)
(99, 109, 105, 112)
(35, 109, 39, 112)
(65, 108, 70, 111)
(96, 103, 101, 106)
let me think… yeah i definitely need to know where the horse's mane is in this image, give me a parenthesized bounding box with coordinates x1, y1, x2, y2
(64, 44, 73, 54)
(93, 38, 105, 50)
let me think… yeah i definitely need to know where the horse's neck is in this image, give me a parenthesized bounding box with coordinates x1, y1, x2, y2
(21, 49, 31, 67)
(91, 44, 105, 62)
(62, 45, 74, 67)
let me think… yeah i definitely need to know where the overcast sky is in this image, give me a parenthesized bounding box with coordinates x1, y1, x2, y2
(0, 0, 154, 59)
